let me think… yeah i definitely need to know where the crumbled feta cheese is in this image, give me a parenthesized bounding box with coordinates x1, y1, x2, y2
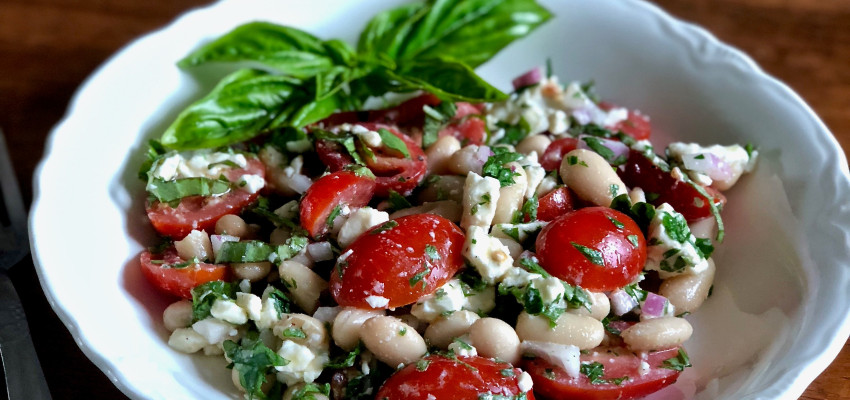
(238, 174, 265, 194)
(521, 340, 580, 378)
(410, 278, 495, 322)
(275, 341, 328, 386)
(517, 371, 534, 392)
(448, 336, 478, 357)
(666, 142, 757, 190)
(461, 173, 501, 229)
(532, 277, 566, 304)
(256, 296, 283, 330)
(192, 318, 239, 345)
(167, 328, 207, 354)
(464, 226, 514, 284)
(365, 295, 390, 308)
(337, 207, 390, 247)
(210, 299, 248, 325)
(501, 267, 543, 288)
(645, 203, 710, 278)
(491, 221, 547, 243)
(349, 124, 383, 148)
(151, 151, 248, 181)
(523, 165, 546, 199)
(639, 360, 651, 376)
(236, 292, 263, 322)
(535, 173, 558, 197)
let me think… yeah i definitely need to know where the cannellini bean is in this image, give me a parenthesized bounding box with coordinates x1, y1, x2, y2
(688, 218, 717, 240)
(417, 175, 465, 203)
(559, 149, 628, 206)
(621, 317, 693, 351)
(566, 292, 611, 321)
(269, 227, 293, 246)
(273, 314, 329, 350)
(232, 262, 272, 282)
(389, 200, 462, 223)
(424, 310, 480, 348)
(361, 316, 427, 367)
(283, 383, 329, 400)
(515, 312, 604, 350)
(659, 258, 716, 313)
(469, 318, 521, 364)
(167, 328, 207, 354)
(174, 230, 213, 261)
(426, 135, 462, 175)
(448, 145, 487, 176)
(492, 162, 528, 224)
(516, 134, 552, 157)
(215, 214, 248, 237)
(332, 307, 385, 351)
(628, 187, 646, 205)
(278, 260, 329, 314)
(496, 237, 524, 260)
(163, 299, 193, 332)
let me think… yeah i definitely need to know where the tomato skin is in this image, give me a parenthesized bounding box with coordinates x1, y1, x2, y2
(300, 170, 376, 239)
(329, 214, 464, 309)
(140, 247, 231, 299)
(540, 137, 579, 171)
(600, 102, 652, 141)
(145, 158, 265, 240)
(523, 347, 682, 400)
(536, 207, 646, 291)
(535, 187, 575, 222)
(369, 93, 442, 127)
(438, 115, 486, 146)
(618, 150, 725, 222)
(376, 355, 534, 399)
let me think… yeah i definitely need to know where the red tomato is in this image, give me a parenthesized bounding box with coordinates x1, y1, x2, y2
(523, 347, 682, 400)
(140, 247, 230, 299)
(300, 170, 376, 239)
(315, 123, 427, 197)
(600, 102, 652, 141)
(369, 93, 442, 127)
(329, 214, 464, 309)
(536, 207, 646, 291)
(376, 355, 534, 400)
(535, 187, 575, 222)
(540, 137, 579, 171)
(145, 158, 265, 240)
(618, 150, 725, 222)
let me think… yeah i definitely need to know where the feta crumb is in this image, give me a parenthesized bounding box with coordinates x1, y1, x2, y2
(365, 295, 390, 308)
(337, 207, 390, 247)
(461, 173, 501, 229)
(644, 203, 709, 278)
(210, 299, 248, 325)
(448, 336, 478, 357)
(464, 226, 514, 284)
(521, 340, 580, 379)
(167, 328, 207, 354)
(275, 341, 328, 385)
(236, 292, 263, 322)
(517, 371, 534, 392)
(192, 318, 239, 345)
(238, 174, 265, 194)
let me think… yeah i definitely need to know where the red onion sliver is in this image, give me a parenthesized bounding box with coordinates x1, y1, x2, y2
(512, 67, 542, 90)
(642, 292, 669, 318)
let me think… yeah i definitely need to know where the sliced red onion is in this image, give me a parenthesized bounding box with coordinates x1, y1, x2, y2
(210, 234, 239, 256)
(307, 241, 334, 262)
(512, 67, 542, 90)
(469, 145, 493, 175)
(608, 289, 638, 316)
(682, 153, 733, 181)
(577, 135, 630, 162)
(641, 292, 669, 318)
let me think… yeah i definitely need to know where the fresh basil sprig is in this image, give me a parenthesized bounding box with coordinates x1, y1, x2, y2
(160, 0, 551, 151)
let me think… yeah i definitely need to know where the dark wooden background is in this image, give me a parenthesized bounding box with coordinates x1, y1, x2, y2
(1, 0, 847, 398)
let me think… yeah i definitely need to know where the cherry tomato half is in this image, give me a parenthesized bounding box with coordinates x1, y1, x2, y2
(145, 158, 265, 240)
(329, 214, 464, 309)
(618, 150, 725, 222)
(376, 355, 534, 400)
(140, 246, 231, 299)
(523, 347, 682, 400)
(535, 186, 575, 222)
(540, 137, 579, 171)
(600, 102, 652, 141)
(300, 170, 376, 239)
(536, 207, 646, 291)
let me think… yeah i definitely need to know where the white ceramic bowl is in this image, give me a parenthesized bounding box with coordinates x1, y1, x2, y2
(30, 0, 850, 399)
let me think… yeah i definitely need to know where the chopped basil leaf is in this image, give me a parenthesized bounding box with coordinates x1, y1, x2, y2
(482, 147, 523, 187)
(453, 337, 473, 350)
(607, 216, 625, 229)
(580, 80, 600, 104)
(268, 288, 293, 318)
(215, 240, 275, 263)
(495, 118, 531, 146)
(147, 177, 231, 204)
(223, 332, 288, 399)
(601, 316, 621, 335)
(660, 211, 689, 243)
(325, 342, 362, 369)
(566, 155, 588, 167)
(207, 160, 240, 169)
(281, 327, 306, 339)
(422, 101, 458, 148)
(377, 128, 410, 158)
(191, 281, 237, 322)
(416, 358, 431, 371)
(627, 234, 639, 248)
(580, 361, 628, 385)
(290, 382, 331, 400)
(571, 242, 605, 266)
(501, 226, 521, 242)
(581, 137, 627, 166)
(500, 368, 515, 377)
(370, 220, 399, 234)
(660, 348, 692, 371)
(512, 195, 538, 223)
(326, 204, 344, 229)
(623, 283, 648, 305)
(314, 129, 365, 165)
(694, 154, 705, 160)
(387, 190, 413, 212)
(424, 244, 440, 261)
(610, 194, 656, 235)
(688, 181, 725, 242)
(277, 235, 308, 260)
(694, 237, 714, 258)
(409, 265, 430, 289)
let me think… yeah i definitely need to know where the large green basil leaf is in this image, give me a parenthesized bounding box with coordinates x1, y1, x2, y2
(146, 177, 231, 203)
(393, 57, 507, 102)
(178, 22, 334, 79)
(160, 69, 301, 150)
(357, 2, 429, 58)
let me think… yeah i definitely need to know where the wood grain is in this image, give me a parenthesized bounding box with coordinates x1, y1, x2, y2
(1, 0, 847, 398)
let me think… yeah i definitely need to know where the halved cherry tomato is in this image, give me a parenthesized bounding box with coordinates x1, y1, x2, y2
(535, 187, 575, 222)
(536, 207, 646, 291)
(376, 355, 534, 399)
(140, 247, 231, 299)
(300, 170, 376, 239)
(329, 214, 464, 309)
(540, 137, 579, 171)
(523, 346, 682, 400)
(600, 102, 652, 141)
(618, 150, 725, 222)
(369, 93, 442, 127)
(315, 123, 427, 197)
(145, 158, 265, 240)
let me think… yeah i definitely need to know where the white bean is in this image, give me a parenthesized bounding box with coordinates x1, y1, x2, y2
(278, 260, 329, 314)
(448, 145, 486, 176)
(559, 149, 628, 207)
(361, 316, 427, 367)
(167, 328, 206, 354)
(628, 187, 646, 205)
(215, 214, 248, 237)
(469, 318, 521, 364)
(163, 299, 193, 332)
(516, 134, 552, 157)
(496, 237, 524, 260)
(232, 262, 272, 282)
(566, 292, 611, 321)
(515, 311, 604, 350)
(493, 162, 528, 224)
(621, 317, 693, 351)
(269, 227, 293, 246)
(273, 314, 329, 350)
(174, 230, 213, 261)
(659, 258, 716, 313)
(426, 135, 462, 175)
(688, 217, 717, 240)
(424, 310, 480, 348)
(417, 175, 465, 204)
(332, 307, 385, 351)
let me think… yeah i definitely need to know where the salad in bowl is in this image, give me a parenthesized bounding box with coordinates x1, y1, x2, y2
(132, 1, 759, 399)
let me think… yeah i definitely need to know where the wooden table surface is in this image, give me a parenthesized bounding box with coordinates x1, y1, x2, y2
(1, 0, 848, 399)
